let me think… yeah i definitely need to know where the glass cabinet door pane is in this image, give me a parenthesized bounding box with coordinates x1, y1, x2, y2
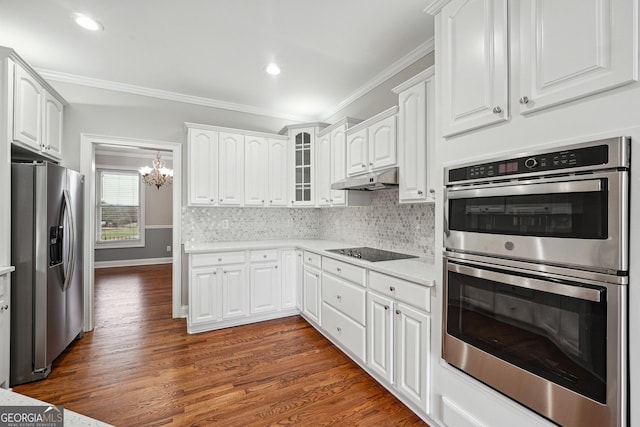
(303, 132, 310, 144)
(303, 167, 310, 184)
(296, 168, 302, 184)
(296, 150, 302, 166)
(296, 133, 302, 146)
(304, 149, 310, 165)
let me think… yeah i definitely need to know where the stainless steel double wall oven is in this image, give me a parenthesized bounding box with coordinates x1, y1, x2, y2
(443, 137, 629, 427)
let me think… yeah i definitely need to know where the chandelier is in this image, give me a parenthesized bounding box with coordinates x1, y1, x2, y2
(139, 151, 173, 189)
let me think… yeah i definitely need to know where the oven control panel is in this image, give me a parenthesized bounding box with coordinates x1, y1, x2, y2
(448, 144, 609, 183)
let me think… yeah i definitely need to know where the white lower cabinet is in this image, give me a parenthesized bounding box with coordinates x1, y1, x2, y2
(250, 258, 281, 315)
(189, 267, 220, 326)
(321, 302, 366, 362)
(367, 273, 431, 414)
(302, 265, 321, 325)
(0, 271, 12, 389)
(280, 249, 298, 310)
(221, 265, 248, 319)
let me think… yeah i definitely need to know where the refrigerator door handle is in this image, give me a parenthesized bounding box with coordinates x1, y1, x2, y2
(62, 189, 75, 291)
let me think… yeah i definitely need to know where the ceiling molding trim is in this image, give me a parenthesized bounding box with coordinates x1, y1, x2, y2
(35, 69, 313, 123)
(319, 37, 435, 121)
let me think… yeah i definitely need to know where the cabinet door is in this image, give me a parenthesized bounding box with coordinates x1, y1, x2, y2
(42, 91, 63, 160)
(13, 64, 43, 149)
(295, 251, 304, 310)
(268, 139, 288, 207)
(316, 133, 332, 206)
(0, 274, 10, 388)
(188, 129, 218, 205)
(395, 303, 430, 413)
(280, 250, 298, 309)
(302, 267, 321, 324)
(292, 129, 314, 206)
(398, 82, 427, 202)
(367, 292, 394, 384)
(346, 128, 368, 176)
(368, 115, 397, 171)
(219, 132, 245, 206)
(221, 265, 247, 319)
(330, 126, 347, 206)
(189, 268, 219, 325)
(519, 0, 637, 115)
(245, 136, 267, 206)
(440, 0, 508, 137)
(250, 262, 281, 314)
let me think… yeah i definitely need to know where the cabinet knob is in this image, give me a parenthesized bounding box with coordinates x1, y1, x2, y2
(263, 254, 267, 258)
(336, 327, 342, 333)
(219, 198, 223, 202)
(336, 267, 341, 273)
(336, 295, 342, 301)
(308, 257, 312, 261)
(218, 258, 222, 262)
(261, 200, 265, 203)
(210, 198, 214, 202)
(330, 199, 333, 202)
(0, 305, 8, 311)
(361, 164, 366, 168)
(369, 162, 373, 166)
(417, 190, 423, 195)
(395, 309, 401, 315)
(389, 286, 395, 292)
(429, 189, 435, 194)
(384, 305, 389, 310)
(519, 96, 530, 105)
(213, 271, 217, 275)
(492, 106, 502, 114)
(270, 200, 273, 203)
(275, 265, 278, 269)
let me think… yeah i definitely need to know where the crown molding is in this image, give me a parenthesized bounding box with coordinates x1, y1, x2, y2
(319, 37, 434, 121)
(424, 0, 452, 15)
(35, 68, 313, 123)
(391, 65, 435, 94)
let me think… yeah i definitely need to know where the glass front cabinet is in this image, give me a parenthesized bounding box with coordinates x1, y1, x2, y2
(288, 126, 324, 206)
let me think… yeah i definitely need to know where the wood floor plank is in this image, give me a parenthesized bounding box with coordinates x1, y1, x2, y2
(13, 264, 427, 426)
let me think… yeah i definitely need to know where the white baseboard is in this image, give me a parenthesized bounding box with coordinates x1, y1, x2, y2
(94, 257, 173, 269)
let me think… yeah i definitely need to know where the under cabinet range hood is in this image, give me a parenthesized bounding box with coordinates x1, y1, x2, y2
(331, 167, 399, 191)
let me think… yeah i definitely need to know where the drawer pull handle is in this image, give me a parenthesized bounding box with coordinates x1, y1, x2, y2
(336, 267, 341, 273)
(395, 309, 401, 315)
(263, 254, 267, 258)
(389, 286, 395, 292)
(336, 327, 342, 333)
(384, 305, 389, 310)
(336, 295, 342, 301)
(218, 258, 222, 262)
(275, 265, 278, 269)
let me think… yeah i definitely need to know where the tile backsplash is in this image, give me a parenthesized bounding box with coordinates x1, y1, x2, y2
(182, 190, 435, 258)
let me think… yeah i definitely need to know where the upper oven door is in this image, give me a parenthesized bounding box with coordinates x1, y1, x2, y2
(444, 170, 628, 272)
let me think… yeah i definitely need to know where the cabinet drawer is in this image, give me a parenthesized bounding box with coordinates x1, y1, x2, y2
(322, 273, 366, 324)
(322, 257, 366, 286)
(321, 302, 366, 362)
(369, 271, 430, 312)
(303, 251, 321, 269)
(250, 249, 279, 263)
(191, 251, 246, 267)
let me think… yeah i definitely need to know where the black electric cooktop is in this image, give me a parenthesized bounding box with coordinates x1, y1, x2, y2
(326, 247, 418, 262)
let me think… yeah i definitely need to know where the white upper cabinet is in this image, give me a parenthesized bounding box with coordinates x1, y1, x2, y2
(42, 91, 63, 160)
(329, 126, 348, 205)
(289, 126, 320, 206)
(393, 67, 436, 203)
(218, 132, 245, 206)
(368, 115, 397, 170)
(244, 136, 268, 206)
(316, 132, 332, 206)
(267, 138, 288, 207)
(518, 0, 637, 114)
(188, 128, 219, 206)
(13, 63, 43, 150)
(439, 0, 509, 137)
(346, 107, 398, 177)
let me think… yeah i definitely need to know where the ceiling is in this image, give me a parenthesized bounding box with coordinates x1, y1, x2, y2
(0, 0, 434, 122)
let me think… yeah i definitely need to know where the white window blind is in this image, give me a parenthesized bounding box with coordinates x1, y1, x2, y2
(97, 169, 144, 245)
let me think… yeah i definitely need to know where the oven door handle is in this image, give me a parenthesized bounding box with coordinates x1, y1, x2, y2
(448, 262, 602, 302)
(447, 179, 602, 199)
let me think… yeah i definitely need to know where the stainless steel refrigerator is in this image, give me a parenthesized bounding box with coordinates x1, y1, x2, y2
(10, 161, 84, 385)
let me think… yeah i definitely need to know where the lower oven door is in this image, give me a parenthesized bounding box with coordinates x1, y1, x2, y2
(443, 257, 626, 427)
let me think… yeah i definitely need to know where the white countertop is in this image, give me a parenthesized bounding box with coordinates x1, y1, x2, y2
(0, 388, 113, 426)
(184, 240, 437, 286)
(0, 266, 15, 276)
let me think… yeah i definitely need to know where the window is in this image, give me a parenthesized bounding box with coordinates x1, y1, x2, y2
(96, 169, 145, 247)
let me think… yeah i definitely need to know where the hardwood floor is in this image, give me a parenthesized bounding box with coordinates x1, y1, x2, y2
(14, 264, 427, 426)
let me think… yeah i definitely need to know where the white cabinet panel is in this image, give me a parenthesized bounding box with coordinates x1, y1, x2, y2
(321, 273, 366, 324)
(440, 0, 509, 136)
(295, 251, 303, 310)
(13, 64, 43, 150)
(395, 302, 430, 412)
(221, 265, 247, 319)
(189, 268, 219, 325)
(0, 273, 11, 388)
(188, 129, 219, 205)
(316, 132, 332, 206)
(250, 262, 281, 314)
(268, 139, 288, 207)
(280, 249, 298, 310)
(321, 302, 366, 362)
(303, 266, 321, 324)
(42, 91, 63, 160)
(330, 126, 347, 205)
(244, 136, 267, 206)
(218, 132, 245, 206)
(368, 115, 397, 170)
(519, 0, 637, 114)
(367, 292, 394, 384)
(346, 128, 368, 176)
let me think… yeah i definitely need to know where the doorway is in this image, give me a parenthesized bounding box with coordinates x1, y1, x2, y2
(80, 134, 182, 331)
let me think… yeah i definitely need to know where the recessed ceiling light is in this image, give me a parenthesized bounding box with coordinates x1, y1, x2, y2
(265, 63, 281, 76)
(75, 13, 103, 31)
